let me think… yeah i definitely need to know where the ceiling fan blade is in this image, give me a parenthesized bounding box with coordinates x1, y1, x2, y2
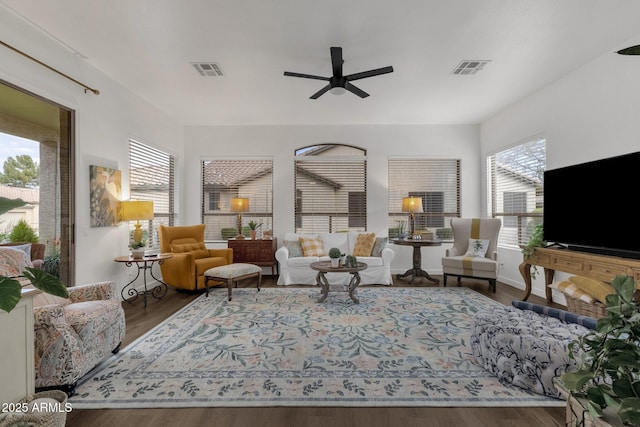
(284, 71, 330, 81)
(346, 66, 394, 81)
(330, 47, 343, 78)
(345, 83, 369, 98)
(617, 44, 640, 55)
(310, 84, 332, 99)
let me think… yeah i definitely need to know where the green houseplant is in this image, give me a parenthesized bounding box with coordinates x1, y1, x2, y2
(328, 247, 341, 267)
(560, 274, 640, 427)
(521, 223, 545, 279)
(0, 197, 68, 313)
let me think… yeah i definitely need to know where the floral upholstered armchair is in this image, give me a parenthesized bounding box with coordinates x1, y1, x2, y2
(33, 280, 125, 395)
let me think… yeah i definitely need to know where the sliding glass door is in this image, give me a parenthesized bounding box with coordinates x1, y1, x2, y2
(0, 81, 75, 284)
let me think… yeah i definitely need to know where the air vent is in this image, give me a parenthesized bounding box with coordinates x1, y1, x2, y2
(451, 60, 490, 75)
(191, 62, 225, 77)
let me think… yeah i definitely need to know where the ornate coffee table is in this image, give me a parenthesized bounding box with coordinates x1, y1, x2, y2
(310, 261, 368, 304)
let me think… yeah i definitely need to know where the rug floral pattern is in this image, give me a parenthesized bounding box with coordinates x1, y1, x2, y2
(70, 287, 563, 408)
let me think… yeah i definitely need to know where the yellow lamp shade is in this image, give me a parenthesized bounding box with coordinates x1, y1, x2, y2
(120, 200, 154, 221)
(230, 197, 249, 212)
(401, 197, 423, 213)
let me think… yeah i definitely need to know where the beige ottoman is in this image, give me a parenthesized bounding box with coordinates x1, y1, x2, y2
(204, 263, 262, 301)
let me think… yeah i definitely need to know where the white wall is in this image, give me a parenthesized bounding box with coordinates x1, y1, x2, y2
(185, 124, 480, 275)
(481, 35, 640, 299)
(0, 10, 184, 287)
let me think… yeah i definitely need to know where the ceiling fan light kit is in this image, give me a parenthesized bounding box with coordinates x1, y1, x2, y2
(284, 47, 393, 99)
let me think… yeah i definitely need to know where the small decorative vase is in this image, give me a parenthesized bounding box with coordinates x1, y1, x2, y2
(131, 249, 145, 258)
(251, 230, 257, 240)
(331, 258, 340, 268)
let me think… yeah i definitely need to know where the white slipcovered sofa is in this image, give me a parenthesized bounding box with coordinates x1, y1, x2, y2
(275, 232, 395, 286)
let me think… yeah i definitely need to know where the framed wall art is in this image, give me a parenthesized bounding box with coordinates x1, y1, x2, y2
(89, 165, 122, 227)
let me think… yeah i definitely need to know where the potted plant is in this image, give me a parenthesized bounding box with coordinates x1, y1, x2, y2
(0, 197, 68, 313)
(560, 274, 640, 427)
(521, 223, 545, 279)
(248, 221, 262, 240)
(328, 247, 341, 268)
(130, 240, 146, 258)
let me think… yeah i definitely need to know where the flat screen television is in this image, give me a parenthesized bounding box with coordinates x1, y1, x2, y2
(543, 150, 640, 259)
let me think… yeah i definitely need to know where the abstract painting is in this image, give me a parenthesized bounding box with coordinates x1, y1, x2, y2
(89, 165, 121, 227)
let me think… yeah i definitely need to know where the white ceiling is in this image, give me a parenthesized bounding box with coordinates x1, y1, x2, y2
(3, 0, 640, 126)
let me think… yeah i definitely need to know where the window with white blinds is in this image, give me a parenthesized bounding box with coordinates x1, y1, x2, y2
(487, 137, 545, 247)
(201, 159, 273, 241)
(388, 158, 460, 238)
(129, 139, 176, 249)
(294, 144, 366, 233)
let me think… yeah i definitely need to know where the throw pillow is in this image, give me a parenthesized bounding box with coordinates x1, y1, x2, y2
(353, 233, 376, 256)
(0, 247, 33, 276)
(371, 237, 389, 257)
(283, 240, 304, 258)
(569, 276, 615, 304)
(8, 243, 32, 259)
(464, 238, 489, 258)
(299, 237, 326, 257)
(170, 242, 210, 259)
(549, 280, 596, 303)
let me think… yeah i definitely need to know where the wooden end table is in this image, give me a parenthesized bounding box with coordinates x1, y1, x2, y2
(114, 253, 172, 308)
(392, 238, 442, 284)
(310, 261, 368, 304)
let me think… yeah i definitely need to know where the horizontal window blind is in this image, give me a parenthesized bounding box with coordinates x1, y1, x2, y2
(201, 159, 273, 241)
(129, 139, 175, 249)
(388, 158, 460, 237)
(294, 144, 367, 233)
(487, 137, 545, 247)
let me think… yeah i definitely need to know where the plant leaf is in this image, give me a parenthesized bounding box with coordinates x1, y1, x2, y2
(611, 274, 636, 303)
(618, 397, 640, 426)
(21, 267, 68, 298)
(0, 277, 23, 313)
(0, 197, 27, 215)
(560, 371, 593, 391)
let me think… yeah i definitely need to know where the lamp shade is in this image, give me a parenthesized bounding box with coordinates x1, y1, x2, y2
(401, 197, 423, 213)
(120, 200, 154, 221)
(230, 197, 250, 212)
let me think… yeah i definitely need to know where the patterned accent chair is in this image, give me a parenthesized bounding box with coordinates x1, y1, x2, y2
(158, 224, 233, 291)
(441, 218, 502, 292)
(33, 281, 125, 395)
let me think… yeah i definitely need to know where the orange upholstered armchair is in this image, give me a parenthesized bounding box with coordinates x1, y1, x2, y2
(158, 224, 233, 291)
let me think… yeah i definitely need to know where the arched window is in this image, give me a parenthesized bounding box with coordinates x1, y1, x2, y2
(294, 144, 366, 233)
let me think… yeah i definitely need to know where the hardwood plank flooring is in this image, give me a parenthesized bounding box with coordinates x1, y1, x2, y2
(66, 276, 566, 427)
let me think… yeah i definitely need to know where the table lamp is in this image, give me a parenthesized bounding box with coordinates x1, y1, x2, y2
(120, 200, 154, 246)
(230, 197, 249, 240)
(401, 197, 423, 239)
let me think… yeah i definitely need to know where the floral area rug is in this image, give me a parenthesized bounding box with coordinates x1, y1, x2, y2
(69, 287, 563, 408)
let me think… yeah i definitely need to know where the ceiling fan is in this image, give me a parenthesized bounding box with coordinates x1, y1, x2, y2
(284, 47, 393, 99)
(617, 45, 640, 55)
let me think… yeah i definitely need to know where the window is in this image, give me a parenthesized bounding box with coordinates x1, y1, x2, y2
(129, 140, 176, 248)
(201, 159, 273, 241)
(294, 144, 366, 233)
(388, 159, 460, 238)
(487, 137, 545, 247)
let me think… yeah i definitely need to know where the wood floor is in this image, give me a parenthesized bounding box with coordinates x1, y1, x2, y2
(66, 276, 566, 427)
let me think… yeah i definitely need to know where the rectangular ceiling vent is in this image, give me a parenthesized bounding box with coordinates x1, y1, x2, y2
(451, 60, 490, 75)
(191, 62, 225, 77)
